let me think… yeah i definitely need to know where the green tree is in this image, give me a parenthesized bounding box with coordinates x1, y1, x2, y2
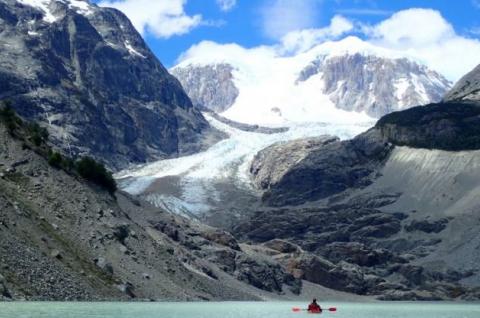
(0, 101, 18, 133)
(48, 152, 63, 168)
(75, 157, 117, 194)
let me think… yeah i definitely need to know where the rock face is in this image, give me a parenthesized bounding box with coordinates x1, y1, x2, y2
(250, 131, 392, 206)
(0, 116, 301, 301)
(0, 0, 221, 169)
(375, 102, 480, 151)
(237, 64, 480, 299)
(171, 63, 239, 113)
(297, 54, 451, 118)
(172, 52, 450, 121)
(444, 63, 480, 102)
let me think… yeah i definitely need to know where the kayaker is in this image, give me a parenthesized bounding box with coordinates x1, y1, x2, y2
(308, 299, 322, 313)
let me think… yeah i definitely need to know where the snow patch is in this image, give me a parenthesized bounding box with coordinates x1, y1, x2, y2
(394, 78, 410, 106)
(124, 40, 146, 58)
(18, 0, 93, 23)
(175, 36, 449, 126)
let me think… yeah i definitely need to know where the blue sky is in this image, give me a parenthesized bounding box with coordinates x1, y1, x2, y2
(97, 0, 480, 67)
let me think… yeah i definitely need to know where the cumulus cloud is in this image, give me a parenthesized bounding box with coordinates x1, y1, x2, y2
(177, 41, 277, 66)
(366, 9, 455, 47)
(280, 15, 354, 54)
(365, 8, 480, 80)
(216, 0, 236, 12)
(178, 8, 480, 82)
(98, 0, 202, 38)
(260, 0, 322, 40)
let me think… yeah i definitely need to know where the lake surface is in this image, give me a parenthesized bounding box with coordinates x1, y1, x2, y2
(1, 302, 479, 318)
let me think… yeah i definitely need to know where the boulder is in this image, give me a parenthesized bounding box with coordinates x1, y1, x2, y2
(263, 239, 300, 254)
(94, 257, 114, 276)
(405, 219, 449, 233)
(201, 229, 240, 251)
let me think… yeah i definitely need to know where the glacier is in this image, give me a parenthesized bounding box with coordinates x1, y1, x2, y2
(116, 113, 373, 217)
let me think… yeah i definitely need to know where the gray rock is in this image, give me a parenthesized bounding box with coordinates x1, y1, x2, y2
(50, 250, 62, 259)
(297, 53, 451, 117)
(0, 0, 220, 170)
(0, 273, 11, 298)
(286, 253, 367, 294)
(94, 257, 113, 275)
(250, 130, 392, 206)
(200, 229, 240, 251)
(205, 111, 289, 134)
(116, 282, 135, 298)
(375, 101, 480, 151)
(405, 219, 449, 234)
(263, 239, 300, 254)
(171, 63, 239, 113)
(444, 63, 480, 102)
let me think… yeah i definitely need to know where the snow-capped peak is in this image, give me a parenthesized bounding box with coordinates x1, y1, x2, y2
(18, 0, 94, 23)
(172, 36, 451, 124)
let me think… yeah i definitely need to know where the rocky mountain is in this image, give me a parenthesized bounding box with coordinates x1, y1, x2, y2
(444, 63, 480, 102)
(0, 108, 320, 301)
(171, 63, 239, 113)
(297, 53, 450, 118)
(237, 65, 480, 299)
(172, 37, 451, 124)
(0, 0, 222, 170)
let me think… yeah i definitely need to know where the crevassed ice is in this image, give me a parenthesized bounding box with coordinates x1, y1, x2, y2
(116, 113, 373, 215)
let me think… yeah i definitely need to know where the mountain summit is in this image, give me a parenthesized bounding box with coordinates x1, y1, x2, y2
(172, 37, 451, 125)
(0, 0, 221, 169)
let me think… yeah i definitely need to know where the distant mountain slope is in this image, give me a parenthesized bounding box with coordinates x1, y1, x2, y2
(172, 37, 451, 124)
(171, 63, 239, 113)
(0, 0, 221, 169)
(239, 60, 480, 299)
(444, 63, 480, 102)
(298, 53, 450, 118)
(0, 109, 307, 301)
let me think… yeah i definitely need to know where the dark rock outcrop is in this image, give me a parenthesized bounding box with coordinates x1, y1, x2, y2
(375, 102, 480, 151)
(250, 130, 392, 206)
(0, 0, 221, 169)
(405, 219, 449, 234)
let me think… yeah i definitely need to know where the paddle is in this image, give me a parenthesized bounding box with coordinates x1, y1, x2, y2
(292, 307, 337, 312)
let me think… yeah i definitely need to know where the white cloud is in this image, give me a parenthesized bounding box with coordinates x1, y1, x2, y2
(98, 0, 202, 38)
(366, 8, 480, 81)
(177, 8, 480, 82)
(367, 9, 455, 47)
(216, 0, 236, 12)
(280, 15, 354, 54)
(260, 0, 322, 40)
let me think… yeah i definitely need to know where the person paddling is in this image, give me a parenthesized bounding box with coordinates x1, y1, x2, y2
(308, 299, 322, 313)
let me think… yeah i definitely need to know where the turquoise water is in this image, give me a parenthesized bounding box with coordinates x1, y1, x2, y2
(0, 302, 479, 318)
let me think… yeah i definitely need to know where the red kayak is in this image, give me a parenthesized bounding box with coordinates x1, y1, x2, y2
(292, 307, 336, 313)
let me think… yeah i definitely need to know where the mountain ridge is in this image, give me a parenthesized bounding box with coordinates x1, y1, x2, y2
(0, 0, 223, 170)
(172, 37, 451, 124)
